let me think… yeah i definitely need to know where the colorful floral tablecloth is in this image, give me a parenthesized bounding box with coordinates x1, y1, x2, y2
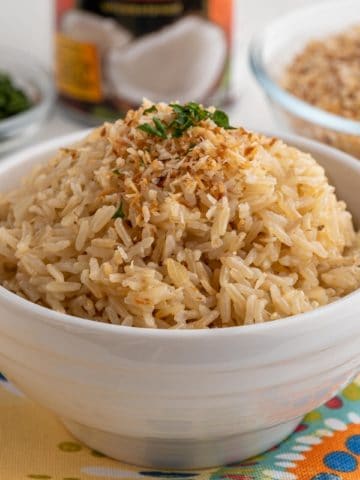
(0, 374, 359, 480)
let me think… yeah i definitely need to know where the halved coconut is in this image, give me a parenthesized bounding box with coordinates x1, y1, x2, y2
(61, 10, 132, 53)
(106, 16, 227, 104)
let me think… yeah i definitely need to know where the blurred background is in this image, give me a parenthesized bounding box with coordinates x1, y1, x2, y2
(0, 0, 345, 151)
(0, 0, 327, 71)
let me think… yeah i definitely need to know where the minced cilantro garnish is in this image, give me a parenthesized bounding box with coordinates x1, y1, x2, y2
(0, 73, 32, 120)
(138, 120, 167, 139)
(212, 109, 233, 129)
(112, 201, 125, 219)
(143, 105, 158, 114)
(137, 102, 234, 139)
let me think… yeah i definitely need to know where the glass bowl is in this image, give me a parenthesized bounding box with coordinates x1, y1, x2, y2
(249, 0, 360, 158)
(0, 47, 55, 155)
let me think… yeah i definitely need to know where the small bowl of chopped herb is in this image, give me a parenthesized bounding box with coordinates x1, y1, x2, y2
(0, 47, 55, 155)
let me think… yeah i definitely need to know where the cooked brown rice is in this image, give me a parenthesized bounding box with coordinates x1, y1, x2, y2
(0, 101, 359, 328)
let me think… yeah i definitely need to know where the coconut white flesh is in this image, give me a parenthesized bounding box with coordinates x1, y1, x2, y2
(61, 10, 132, 53)
(106, 16, 227, 104)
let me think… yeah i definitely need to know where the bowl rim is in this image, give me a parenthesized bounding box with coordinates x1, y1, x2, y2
(249, 0, 360, 136)
(0, 46, 56, 136)
(0, 129, 359, 338)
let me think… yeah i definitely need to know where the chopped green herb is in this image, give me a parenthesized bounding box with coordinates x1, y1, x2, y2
(171, 102, 209, 122)
(112, 201, 125, 219)
(0, 72, 32, 120)
(138, 122, 167, 139)
(153, 117, 167, 137)
(137, 102, 234, 140)
(112, 168, 121, 175)
(143, 105, 157, 114)
(169, 102, 209, 137)
(212, 109, 234, 129)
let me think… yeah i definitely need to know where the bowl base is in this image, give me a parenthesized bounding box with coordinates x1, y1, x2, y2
(61, 416, 302, 469)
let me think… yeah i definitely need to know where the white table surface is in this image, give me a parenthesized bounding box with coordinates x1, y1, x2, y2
(1, 0, 328, 149)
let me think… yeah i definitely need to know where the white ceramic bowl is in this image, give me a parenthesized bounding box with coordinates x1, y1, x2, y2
(0, 131, 359, 469)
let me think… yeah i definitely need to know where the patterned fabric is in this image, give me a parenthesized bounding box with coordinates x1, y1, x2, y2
(0, 375, 359, 480)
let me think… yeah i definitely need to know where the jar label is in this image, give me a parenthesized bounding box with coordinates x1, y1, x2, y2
(55, 33, 103, 102)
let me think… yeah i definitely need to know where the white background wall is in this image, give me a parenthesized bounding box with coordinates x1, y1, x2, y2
(0, 1, 53, 67)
